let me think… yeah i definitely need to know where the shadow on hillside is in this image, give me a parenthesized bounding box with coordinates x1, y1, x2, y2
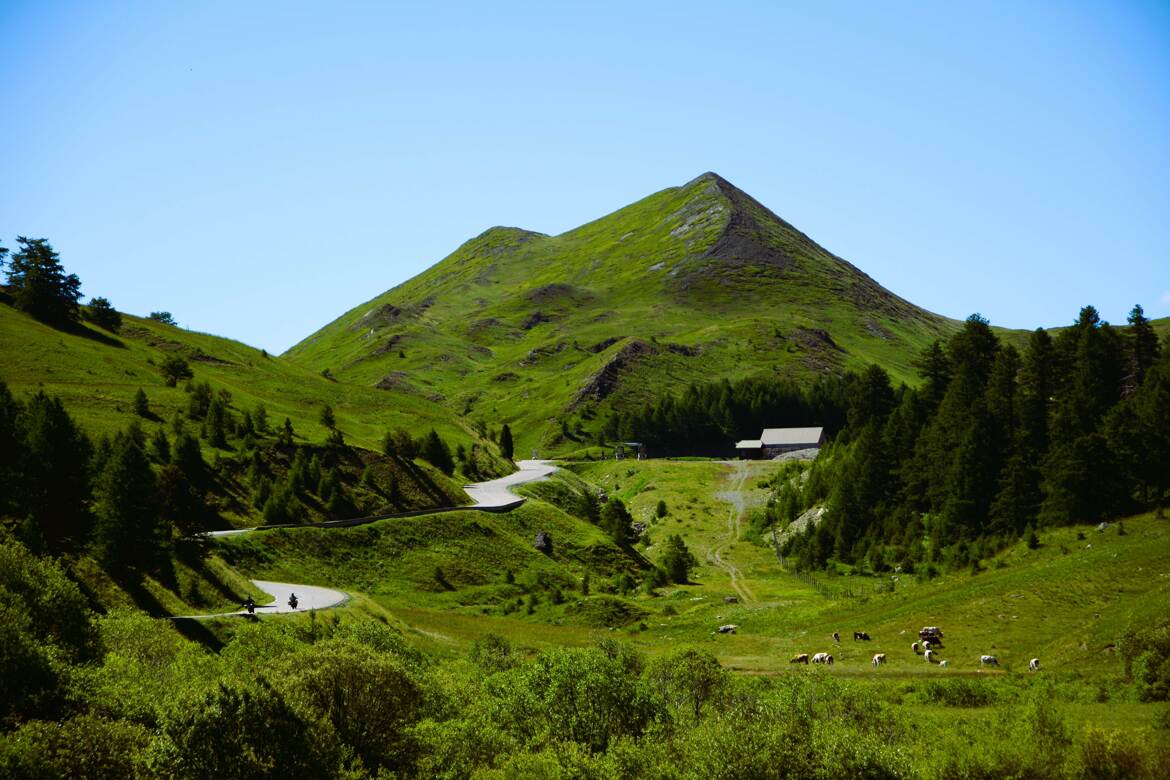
(398, 456, 454, 507)
(177, 544, 252, 607)
(65, 320, 127, 349)
(170, 617, 225, 651)
(0, 298, 127, 347)
(118, 573, 172, 618)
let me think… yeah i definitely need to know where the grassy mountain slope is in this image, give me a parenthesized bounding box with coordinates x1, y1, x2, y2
(211, 457, 1169, 686)
(285, 173, 959, 454)
(0, 301, 490, 528)
(0, 301, 467, 449)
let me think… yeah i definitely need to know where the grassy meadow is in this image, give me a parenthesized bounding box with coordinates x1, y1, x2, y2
(0, 301, 473, 454)
(216, 458, 1170, 681)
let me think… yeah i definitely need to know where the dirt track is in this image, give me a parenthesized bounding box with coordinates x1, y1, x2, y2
(711, 460, 757, 603)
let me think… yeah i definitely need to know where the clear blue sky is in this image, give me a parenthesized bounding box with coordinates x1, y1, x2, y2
(3, 1, 1168, 353)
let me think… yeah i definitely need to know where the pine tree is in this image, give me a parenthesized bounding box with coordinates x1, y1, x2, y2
(600, 498, 635, 545)
(4, 237, 82, 325)
(92, 430, 166, 573)
(253, 403, 268, 434)
(499, 423, 514, 460)
(19, 391, 93, 552)
(659, 534, 697, 583)
(158, 462, 203, 537)
(915, 340, 952, 411)
(279, 417, 295, 446)
(0, 380, 27, 519)
(149, 427, 171, 463)
(1124, 304, 1161, 393)
(204, 396, 229, 448)
(132, 388, 150, 417)
(172, 432, 205, 486)
(319, 404, 335, 429)
(421, 430, 455, 475)
(578, 488, 601, 523)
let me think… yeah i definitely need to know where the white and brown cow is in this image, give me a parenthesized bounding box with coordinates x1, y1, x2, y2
(872, 653, 886, 668)
(812, 652, 834, 665)
(791, 653, 810, 664)
(924, 649, 935, 663)
(1029, 658, 1040, 672)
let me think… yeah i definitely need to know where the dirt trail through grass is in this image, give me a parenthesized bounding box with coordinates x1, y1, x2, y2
(711, 460, 757, 603)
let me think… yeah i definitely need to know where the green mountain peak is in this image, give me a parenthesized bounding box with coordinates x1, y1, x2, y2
(285, 174, 955, 453)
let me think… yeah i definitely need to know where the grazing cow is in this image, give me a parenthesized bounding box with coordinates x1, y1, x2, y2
(833, 632, 840, 644)
(854, 631, 871, 641)
(922, 640, 932, 651)
(939, 660, 949, 669)
(912, 642, 921, 654)
(812, 652, 834, 665)
(717, 624, 738, 634)
(872, 653, 886, 668)
(1029, 658, 1040, 672)
(925, 649, 935, 663)
(980, 655, 999, 667)
(791, 653, 809, 664)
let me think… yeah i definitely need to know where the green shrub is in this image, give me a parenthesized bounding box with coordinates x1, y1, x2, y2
(148, 678, 340, 779)
(0, 716, 149, 778)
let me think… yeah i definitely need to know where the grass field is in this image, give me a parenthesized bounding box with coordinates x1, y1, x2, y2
(213, 459, 1170, 687)
(0, 301, 474, 454)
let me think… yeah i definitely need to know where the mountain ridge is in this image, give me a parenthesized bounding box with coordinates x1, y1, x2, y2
(283, 172, 958, 452)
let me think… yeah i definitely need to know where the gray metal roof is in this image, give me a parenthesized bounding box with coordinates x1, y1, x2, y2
(760, 427, 823, 446)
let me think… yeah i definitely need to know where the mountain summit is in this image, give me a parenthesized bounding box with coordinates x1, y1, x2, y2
(285, 174, 953, 451)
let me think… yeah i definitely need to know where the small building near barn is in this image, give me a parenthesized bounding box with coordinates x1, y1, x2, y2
(736, 427, 825, 459)
(734, 439, 764, 459)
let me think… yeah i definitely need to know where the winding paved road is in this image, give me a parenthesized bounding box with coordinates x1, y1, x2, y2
(170, 579, 349, 619)
(207, 459, 557, 538)
(463, 459, 557, 509)
(181, 460, 558, 619)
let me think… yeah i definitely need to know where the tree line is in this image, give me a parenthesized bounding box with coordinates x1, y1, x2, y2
(778, 306, 1169, 574)
(603, 374, 852, 454)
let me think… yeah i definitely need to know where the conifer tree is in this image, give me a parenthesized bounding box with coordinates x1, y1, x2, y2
(600, 498, 635, 545)
(172, 432, 206, 490)
(421, 429, 454, 475)
(0, 380, 26, 519)
(659, 534, 697, 583)
(204, 396, 229, 448)
(132, 388, 150, 417)
(253, 403, 268, 434)
(92, 430, 166, 573)
(158, 461, 203, 537)
(4, 237, 82, 325)
(149, 427, 171, 463)
(499, 423, 514, 460)
(19, 391, 93, 552)
(1124, 304, 1161, 393)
